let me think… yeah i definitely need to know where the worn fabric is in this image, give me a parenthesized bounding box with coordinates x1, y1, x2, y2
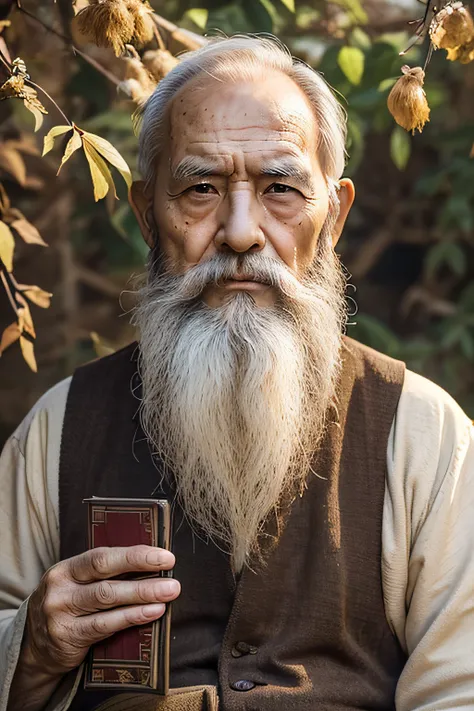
(1, 344, 474, 710)
(60, 338, 405, 710)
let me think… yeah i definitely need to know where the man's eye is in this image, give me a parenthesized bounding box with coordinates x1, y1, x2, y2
(267, 183, 297, 194)
(190, 184, 217, 194)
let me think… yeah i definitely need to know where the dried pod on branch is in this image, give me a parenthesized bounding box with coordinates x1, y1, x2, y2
(126, 0, 154, 47)
(0, 58, 47, 131)
(142, 49, 179, 81)
(387, 65, 430, 134)
(75, 0, 154, 57)
(446, 37, 474, 62)
(430, 1, 474, 50)
(119, 55, 156, 102)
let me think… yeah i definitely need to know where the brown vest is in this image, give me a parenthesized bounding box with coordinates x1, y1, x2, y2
(60, 337, 407, 710)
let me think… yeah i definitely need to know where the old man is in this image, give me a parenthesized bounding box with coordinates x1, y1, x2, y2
(1, 35, 474, 711)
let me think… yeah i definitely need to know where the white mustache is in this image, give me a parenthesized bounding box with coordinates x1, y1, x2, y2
(174, 253, 301, 300)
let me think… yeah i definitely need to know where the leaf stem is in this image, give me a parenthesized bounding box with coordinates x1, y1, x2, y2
(26, 79, 72, 126)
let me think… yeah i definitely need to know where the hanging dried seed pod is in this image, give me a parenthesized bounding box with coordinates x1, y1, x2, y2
(126, 0, 154, 47)
(75, 0, 135, 57)
(387, 66, 430, 134)
(118, 56, 156, 102)
(142, 49, 179, 81)
(447, 37, 474, 62)
(430, 1, 474, 50)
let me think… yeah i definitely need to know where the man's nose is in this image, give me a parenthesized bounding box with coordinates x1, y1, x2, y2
(215, 189, 265, 253)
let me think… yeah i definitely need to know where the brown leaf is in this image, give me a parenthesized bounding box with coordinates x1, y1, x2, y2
(0, 146, 27, 185)
(20, 285, 52, 309)
(90, 331, 116, 358)
(0, 220, 15, 271)
(10, 218, 47, 247)
(0, 322, 21, 354)
(20, 336, 37, 372)
(0, 74, 25, 100)
(25, 102, 45, 132)
(83, 140, 116, 201)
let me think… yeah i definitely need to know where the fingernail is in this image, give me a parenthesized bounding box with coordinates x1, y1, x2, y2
(161, 580, 180, 596)
(147, 550, 174, 567)
(143, 603, 165, 618)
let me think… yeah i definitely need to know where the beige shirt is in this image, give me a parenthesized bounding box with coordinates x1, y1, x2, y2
(1, 370, 474, 710)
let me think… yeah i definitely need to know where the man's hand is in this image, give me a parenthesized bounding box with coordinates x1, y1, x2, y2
(8, 545, 178, 710)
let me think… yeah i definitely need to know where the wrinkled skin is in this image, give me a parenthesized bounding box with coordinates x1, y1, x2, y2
(131, 71, 355, 306)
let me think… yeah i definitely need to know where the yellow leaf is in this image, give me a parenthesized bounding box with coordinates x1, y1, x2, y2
(90, 331, 116, 358)
(16, 293, 36, 338)
(20, 336, 37, 372)
(11, 218, 47, 246)
(82, 131, 132, 188)
(0, 220, 15, 271)
(83, 140, 116, 202)
(25, 102, 45, 132)
(21, 285, 52, 308)
(57, 129, 83, 175)
(0, 322, 21, 354)
(42, 125, 73, 157)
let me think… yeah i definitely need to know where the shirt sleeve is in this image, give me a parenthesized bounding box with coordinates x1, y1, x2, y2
(383, 369, 474, 710)
(0, 377, 80, 711)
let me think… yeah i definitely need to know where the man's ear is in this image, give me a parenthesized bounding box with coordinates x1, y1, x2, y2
(129, 180, 155, 249)
(332, 178, 355, 248)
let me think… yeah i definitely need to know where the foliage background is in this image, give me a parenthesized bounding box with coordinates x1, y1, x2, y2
(0, 0, 473, 446)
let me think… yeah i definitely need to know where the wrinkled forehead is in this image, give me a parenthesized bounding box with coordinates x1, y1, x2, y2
(165, 72, 320, 170)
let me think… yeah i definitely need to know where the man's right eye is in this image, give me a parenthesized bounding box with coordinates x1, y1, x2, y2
(190, 184, 217, 194)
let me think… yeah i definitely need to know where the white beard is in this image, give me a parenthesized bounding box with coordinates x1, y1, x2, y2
(133, 215, 346, 572)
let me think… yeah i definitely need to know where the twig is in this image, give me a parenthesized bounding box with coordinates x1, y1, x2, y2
(151, 13, 207, 50)
(26, 78, 72, 126)
(153, 23, 166, 52)
(74, 264, 123, 298)
(15, 3, 121, 86)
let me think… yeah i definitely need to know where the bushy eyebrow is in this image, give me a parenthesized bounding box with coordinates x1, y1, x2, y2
(171, 155, 314, 193)
(171, 156, 222, 182)
(258, 158, 314, 194)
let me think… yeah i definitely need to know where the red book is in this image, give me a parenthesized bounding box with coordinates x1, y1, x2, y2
(83, 497, 171, 693)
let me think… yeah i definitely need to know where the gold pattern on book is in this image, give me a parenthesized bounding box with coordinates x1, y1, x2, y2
(117, 669, 135, 684)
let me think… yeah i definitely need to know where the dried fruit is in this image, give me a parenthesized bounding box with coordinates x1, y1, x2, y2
(75, 0, 154, 56)
(430, 1, 474, 50)
(75, 0, 135, 56)
(142, 49, 178, 81)
(387, 66, 430, 134)
(126, 0, 154, 47)
(446, 37, 474, 62)
(119, 56, 156, 102)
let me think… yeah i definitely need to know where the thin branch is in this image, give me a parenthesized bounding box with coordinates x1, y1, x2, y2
(26, 79, 72, 126)
(151, 13, 207, 50)
(15, 3, 121, 86)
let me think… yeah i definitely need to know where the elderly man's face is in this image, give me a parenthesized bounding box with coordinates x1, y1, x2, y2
(131, 72, 354, 306)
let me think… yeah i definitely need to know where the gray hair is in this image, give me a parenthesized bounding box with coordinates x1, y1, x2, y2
(135, 35, 347, 189)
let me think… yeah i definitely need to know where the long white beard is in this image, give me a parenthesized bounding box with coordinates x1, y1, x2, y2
(133, 217, 346, 572)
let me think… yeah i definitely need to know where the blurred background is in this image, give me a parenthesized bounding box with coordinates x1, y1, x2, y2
(0, 0, 473, 446)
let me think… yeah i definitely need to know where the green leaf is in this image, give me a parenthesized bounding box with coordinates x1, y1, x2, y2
(274, 0, 295, 11)
(184, 8, 208, 29)
(426, 242, 466, 279)
(390, 127, 411, 171)
(337, 46, 365, 86)
(330, 0, 368, 24)
(350, 27, 371, 50)
(242, 0, 274, 31)
(378, 77, 397, 92)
